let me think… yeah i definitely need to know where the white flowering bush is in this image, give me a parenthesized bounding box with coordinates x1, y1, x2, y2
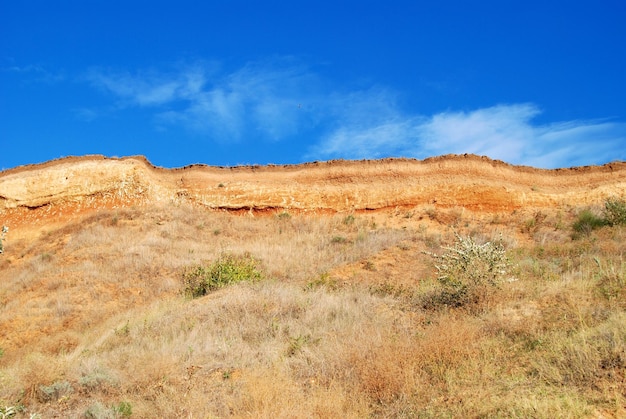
(425, 233, 510, 307)
(603, 197, 626, 226)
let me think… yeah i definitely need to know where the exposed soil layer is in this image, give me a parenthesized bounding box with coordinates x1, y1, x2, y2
(2, 154, 625, 240)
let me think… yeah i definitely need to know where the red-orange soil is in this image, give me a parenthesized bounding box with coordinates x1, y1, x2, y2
(2, 154, 624, 241)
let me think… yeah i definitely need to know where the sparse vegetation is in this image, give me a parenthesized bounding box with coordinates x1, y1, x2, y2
(38, 380, 72, 403)
(425, 233, 510, 307)
(305, 272, 340, 291)
(603, 196, 626, 226)
(342, 214, 355, 225)
(182, 252, 264, 298)
(1, 201, 625, 417)
(0, 406, 17, 419)
(571, 197, 626, 238)
(0, 226, 8, 254)
(330, 235, 349, 244)
(522, 210, 547, 235)
(84, 401, 131, 419)
(113, 401, 132, 417)
(572, 209, 606, 237)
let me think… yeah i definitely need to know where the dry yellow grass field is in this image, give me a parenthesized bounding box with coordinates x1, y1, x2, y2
(0, 155, 625, 418)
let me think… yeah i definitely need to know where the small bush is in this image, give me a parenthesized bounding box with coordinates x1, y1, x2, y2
(182, 253, 263, 298)
(38, 380, 73, 402)
(113, 402, 132, 417)
(343, 214, 355, 225)
(84, 402, 116, 419)
(572, 210, 606, 237)
(425, 233, 510, 307)
(79, 370, 117, 391)
(594, 258, 626, 308)
(331, 235, 348, 244)
(286, 334, 312, 356)
(305, 272, 340, 291)
(603, 197, 626, 226)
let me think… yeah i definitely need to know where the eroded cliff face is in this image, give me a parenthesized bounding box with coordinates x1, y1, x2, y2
(0, 154, 625, 359)
(1, 154, 625, 237)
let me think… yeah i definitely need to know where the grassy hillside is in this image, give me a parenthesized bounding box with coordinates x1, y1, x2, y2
(0, 202, 624, 418)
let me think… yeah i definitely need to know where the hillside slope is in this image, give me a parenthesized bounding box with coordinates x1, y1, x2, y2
(1, 154, 625, 417)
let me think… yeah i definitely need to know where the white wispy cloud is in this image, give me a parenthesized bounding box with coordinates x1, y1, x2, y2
(313, 103, 626, 168)
(86, 60, 321, 141)
(84, 60, 626, 168)
(86, 67, 206, 106)
(4, 62, 65, 83)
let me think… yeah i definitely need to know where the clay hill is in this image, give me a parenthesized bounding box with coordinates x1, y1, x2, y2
(2, 154, 625, 240)
(1, 154, 626, 418)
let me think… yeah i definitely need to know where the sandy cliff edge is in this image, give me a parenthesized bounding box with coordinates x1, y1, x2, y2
(1, 154, 625, 235)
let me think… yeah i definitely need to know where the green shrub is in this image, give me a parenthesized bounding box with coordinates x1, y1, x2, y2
(182, 253, 263, 298)
(425, 233, 510, 307)
(113, 401, 132, 417)
(572, 210, 606, 237)
(305, 272, 340, 291)
(603, 197, 626, 226)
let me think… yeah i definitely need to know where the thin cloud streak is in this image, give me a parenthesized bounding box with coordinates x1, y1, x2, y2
(84, 61, 626, 168)
(86, 68, 205, 106)
(86, 60, 322, 142)
(315, 104, 626, 168)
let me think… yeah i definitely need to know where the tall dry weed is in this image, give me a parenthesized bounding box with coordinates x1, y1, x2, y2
(1, 203, 625, 417)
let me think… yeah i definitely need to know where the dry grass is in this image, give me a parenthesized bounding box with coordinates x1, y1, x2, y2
(1, 203, 625, 418)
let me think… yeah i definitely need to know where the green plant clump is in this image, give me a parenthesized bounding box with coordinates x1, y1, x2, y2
(113, 401, 132, 417)
(572, 210, 606, 237)
(426, 233, 510, 307)
(182, 253, 264, 298)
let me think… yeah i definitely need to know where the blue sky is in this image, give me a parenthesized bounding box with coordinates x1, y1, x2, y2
(2, 1, 625, 170)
